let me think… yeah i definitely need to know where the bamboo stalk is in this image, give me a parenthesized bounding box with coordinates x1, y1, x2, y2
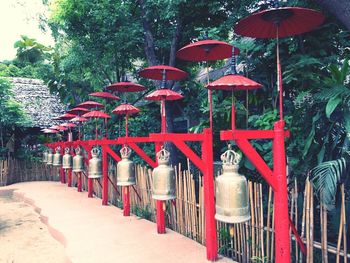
(295, 178, 299, 262)
(249, 181, 255, 258)
(342, 184, 347, 263)
(310, 182, 314, 263)
(259, 183, 264, 259)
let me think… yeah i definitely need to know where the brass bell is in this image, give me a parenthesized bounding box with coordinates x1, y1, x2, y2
(52, 147, 62, 166)
(42, 149, 48, 163)
(73, 147, 84, 172)
(47, 148, 53, 165)
(117, 145, 135, 186)
(62, 147, 73, 169)
(152, 147, 176, 200)
(88, 147, 102, 179)
(215, 145, 251, 224)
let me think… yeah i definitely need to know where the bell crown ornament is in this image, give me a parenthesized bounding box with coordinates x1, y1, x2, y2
(75, 146, 81, 155)
(120, 145, 132, 159)
(91, 147, 100, 157)
(221, 144, 240, 174)
(64, 147, 70, 154)
(156, 147, 170, 165)
(55, 146, 61, 153)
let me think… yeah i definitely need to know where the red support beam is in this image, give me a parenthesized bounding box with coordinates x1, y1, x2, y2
(81, 145, 93, 198)
(235, 139, 277, 191)
(76, 172, 82, 192)
(172, 140, 205, 173)
(154, 142, 166, 234)
(67, 169, 72, 187)
(60, 145, 65, 184)
(220, 129, 290, 140)
(128, 142, 157, 168)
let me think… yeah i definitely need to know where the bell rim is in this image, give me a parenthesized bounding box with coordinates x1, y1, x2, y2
(88, 175, 102, 179)
(72, 169, 84, 172)
(116, 182, 136, 186)
(152, 194, 176, 201)
(214, 214, 251, 224)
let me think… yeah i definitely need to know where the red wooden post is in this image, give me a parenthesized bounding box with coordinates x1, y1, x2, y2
(202, 128, 218, 261)
(67, 169, 72, 187)
(155, 142, 166, 234)
(273, 120, 290, 262)
(87, 147, 93, 198)
(77, 172, 82, 192)
(60, 146, 66, 184)
(102, 144, 108, 205)
(123, 186, 130, 216)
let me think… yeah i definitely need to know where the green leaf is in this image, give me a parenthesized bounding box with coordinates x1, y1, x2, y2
(325, 96, 342, 118)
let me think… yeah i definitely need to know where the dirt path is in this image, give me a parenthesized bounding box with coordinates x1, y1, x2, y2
(0, 189, 69, 263)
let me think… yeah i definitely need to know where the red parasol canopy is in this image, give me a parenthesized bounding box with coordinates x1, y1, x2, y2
(61, 122, 77, 128)
(145, 89, 183, 101)
(235, 7, 325, 39)
(89, 91, 120, 100)
(70, 116, 88, 122)
(50, 125, 67, 131)
(82, 110, 111, 119)
(139, 65, 188, 81)
(206, 74, 262, 91)
(77, 101, 104, 109)
(43, 129, 59, 134)
(67, 107, 90, 115)
(107, 82, 146, 93)
(112, 103, 140, 115)
(55, 113, 76, 120)
(177, 39, 240, 62)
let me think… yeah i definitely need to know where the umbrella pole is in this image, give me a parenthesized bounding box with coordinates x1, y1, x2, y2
(161, 100, 166, 133)
(206, 62, 213, 129)
(276, 28, 284, 121)
(95, 119, 98, 140)
(125, 114, 129, 137)
(231, 91, 236, 131)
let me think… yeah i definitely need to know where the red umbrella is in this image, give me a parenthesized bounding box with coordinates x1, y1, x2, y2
(176, 39, 239, 62)
(107, 82, 146, 93)
(43, 129, 59, 134)
(89, 91, 120, 100)
(112, 104, 140, 137)
(67, 107, 90, 115)
(55, 113, 76, 120)
(112, 104, 140, 115)
(234, 7, 324, 39)
(144, 89, 183, 133)
(61, 122, 77, 128)
(70, 116, 88, 122)
(144, 89, 183, 101)
(176, 39, 239, 129)
(139, 65, 188, 81)
(49, 125, 67, 131)
(207, 74, 262, 130)
(77, 101, 104, 109)
(82, 110, 111, 119)
(235, 6, 324, 121)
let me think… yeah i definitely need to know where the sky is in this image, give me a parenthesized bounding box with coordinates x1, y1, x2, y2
(0, 0, 54, 61)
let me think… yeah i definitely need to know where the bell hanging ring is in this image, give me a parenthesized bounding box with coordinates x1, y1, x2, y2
(73, 147, 84, 172)
(117, 145, 136, 186)
(152, 147, 176, 200)
(53, 147, 62, 166)
(46, 148, 53, 165)
(215, 145, 250, 224)
(62, 147, 73, 169)
(88, 147, 102, 179)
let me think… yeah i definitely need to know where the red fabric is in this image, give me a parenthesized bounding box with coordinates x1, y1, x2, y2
(112, 103, 140, 115)
(82, 110, 111, 119)
(42, 128, 59, 134)
(67, 107, 90, 114)
(49, 125, 67, 131)
(61, 122, 77, 128)
(206, 74, 262, 91)
(139, 65, 188, 80)
(107, 82, 146, 92)
(177, 39, 239, 62)
(235, 7, 325, 38)
(89, 91, 120, 100)
(70, 116, 88, 122)
(55, 113, 76, 120)
(77, 101, 104, 109)
(145, 89, 183, 101)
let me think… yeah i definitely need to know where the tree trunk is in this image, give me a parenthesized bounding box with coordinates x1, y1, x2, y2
(316, 0, 350, 31)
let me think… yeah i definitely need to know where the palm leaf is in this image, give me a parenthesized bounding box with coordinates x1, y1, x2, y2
(310, 155, 348, 210)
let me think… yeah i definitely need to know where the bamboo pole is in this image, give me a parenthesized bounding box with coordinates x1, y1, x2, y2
(342, 184, 347, 263)
(266, 186, 272, 262)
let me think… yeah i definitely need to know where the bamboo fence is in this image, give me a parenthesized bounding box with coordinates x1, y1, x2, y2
(1, 157, 349, 262)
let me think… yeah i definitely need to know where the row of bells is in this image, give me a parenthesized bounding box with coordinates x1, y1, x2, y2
(42, 144, 250, 224)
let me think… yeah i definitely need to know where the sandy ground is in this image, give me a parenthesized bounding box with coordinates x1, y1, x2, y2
(0, 189, 69, 263)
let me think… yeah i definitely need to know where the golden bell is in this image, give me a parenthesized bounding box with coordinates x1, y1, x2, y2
(88, 147, 102, 179)
(215, 145, 250, 224)
(152, 147, 176, 200)
(42, 150, 48, 163)
(117, 145, 135, 186)
(52, 147, 62, 166)
(46, 148, 53, 165)
(73, 147, 84, 172)
(62, 147, 72, 169)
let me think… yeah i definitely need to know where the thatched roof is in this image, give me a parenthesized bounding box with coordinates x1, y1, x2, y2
(8, 77, 66, 128)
